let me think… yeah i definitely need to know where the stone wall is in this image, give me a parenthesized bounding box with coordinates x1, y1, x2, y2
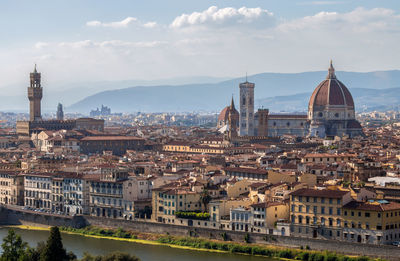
(1, 207, 400, 260)
(0, 207, 86, 228)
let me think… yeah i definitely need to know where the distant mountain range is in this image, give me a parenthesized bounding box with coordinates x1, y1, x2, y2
(1, 70, 399, 113)
(68, 70, 400, 113)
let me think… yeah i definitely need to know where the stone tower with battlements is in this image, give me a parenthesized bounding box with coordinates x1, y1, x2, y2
(239, 80, 255, 136)
(28, 65, 43, 122)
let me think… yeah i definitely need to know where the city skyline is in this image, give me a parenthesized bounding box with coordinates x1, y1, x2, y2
(0, 0, 399, 94)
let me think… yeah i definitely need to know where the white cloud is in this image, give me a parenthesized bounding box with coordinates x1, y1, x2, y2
(2, 6, 400, 93)
(34, 42, 49, 49)
(56, 40, 167, 49)
(278, 7, 400, 33)
(86, 17, 157, 29)
(170, 6, 274, 29)
(143, 22, 157, 28)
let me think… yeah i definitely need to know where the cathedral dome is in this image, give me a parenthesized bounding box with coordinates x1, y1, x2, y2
(308, 61, 354, 110)
(217, 98, 239, 129)
(218, 106, 231, 122)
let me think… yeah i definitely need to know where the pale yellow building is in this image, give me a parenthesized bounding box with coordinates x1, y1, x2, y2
(289, 188, 352, 240)
(152, 187, 202, 224)
(342, 200, 400, 245)
(0, 171, 24, 206)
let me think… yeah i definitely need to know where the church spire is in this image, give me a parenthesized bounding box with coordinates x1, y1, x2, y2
(230, 95, 235, 110)
(327, 59, 336, 79)
(34, 64, 37, 73)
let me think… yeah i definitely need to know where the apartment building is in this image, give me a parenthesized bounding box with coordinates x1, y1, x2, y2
(0, 171, 24, 206)
(342, 200, 400, 244)
(289, 188, 352, 240)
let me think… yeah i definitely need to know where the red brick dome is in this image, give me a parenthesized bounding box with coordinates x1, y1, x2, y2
(309, 62, 354, 109)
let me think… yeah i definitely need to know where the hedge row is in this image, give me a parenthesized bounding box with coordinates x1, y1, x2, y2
(175, 211, 210, 220)
(60, 226, 137, 239)
(156, 236, 383, 261)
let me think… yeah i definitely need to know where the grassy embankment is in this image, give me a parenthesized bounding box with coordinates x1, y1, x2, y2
(8, 225, 385, 261)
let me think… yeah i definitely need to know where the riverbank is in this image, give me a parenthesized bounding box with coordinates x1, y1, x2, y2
(4, 225, 381, 261)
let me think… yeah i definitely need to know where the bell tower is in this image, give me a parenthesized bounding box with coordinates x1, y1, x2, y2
(239, 79, 255, 136)
(28, 64, 43, 122)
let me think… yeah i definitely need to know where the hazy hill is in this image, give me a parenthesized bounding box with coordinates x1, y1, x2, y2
(257, 88, 400, 113)
(68, 70, 400, 113)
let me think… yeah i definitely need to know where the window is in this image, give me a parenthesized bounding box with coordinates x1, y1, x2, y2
(321, 207, 325, 214)
(365, 212, 370, 217)
(299, 206, 303, 213)
(329, 198, 333, 204)
(337, 208, 341, 215)
(313, 206, 317, 214)
(321, 198, 325, 203)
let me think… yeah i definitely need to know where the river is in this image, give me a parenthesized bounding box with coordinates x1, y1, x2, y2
(0, 227, 272, 261)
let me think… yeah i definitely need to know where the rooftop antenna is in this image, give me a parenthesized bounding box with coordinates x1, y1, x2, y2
(245, 72, 248, 82)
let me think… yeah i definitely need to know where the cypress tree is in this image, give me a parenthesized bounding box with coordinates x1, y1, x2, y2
(40, 226, 68, 261)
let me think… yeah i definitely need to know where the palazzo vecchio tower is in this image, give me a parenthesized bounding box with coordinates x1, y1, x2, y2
(27, 64, 43, 122)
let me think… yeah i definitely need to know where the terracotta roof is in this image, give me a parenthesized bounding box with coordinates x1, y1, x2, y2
(224, 167, 268, 175)
(290, 188, 349, 198)
(218, 106, 238, 121)
(304, 153, 355, 158)
(347, 120, 362, 129)
(309, 78, 354, 109)
(343, 200, 400, 212)
(250, 201, 286, 208)
(81, 136, 144, 141)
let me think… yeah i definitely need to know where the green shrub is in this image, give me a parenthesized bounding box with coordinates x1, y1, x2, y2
(175, 211, 210, 220)
(278, 250, 294, 259)
(298, 252, 309, 261)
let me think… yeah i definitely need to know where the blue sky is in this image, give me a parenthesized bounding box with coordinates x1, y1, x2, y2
(0, 0, 399, 91)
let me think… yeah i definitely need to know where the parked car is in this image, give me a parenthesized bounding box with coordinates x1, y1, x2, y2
(392, 241, 400, 247)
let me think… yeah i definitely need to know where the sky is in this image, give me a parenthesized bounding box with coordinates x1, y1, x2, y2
(0, 0, 399, 92)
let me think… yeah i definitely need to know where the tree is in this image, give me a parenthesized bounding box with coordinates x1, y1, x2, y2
(1, 229, 28, 261)
(40, 226, 68, 261)
(200, 189, 212, 212)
